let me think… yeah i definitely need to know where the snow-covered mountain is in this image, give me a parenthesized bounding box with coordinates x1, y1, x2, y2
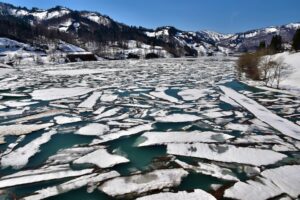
(0, 2, 299, 61)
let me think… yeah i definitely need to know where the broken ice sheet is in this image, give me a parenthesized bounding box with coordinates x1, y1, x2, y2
(175, 159, 239, 181)
(138, 131, 234, 147)
(23, 171, 120, 200)
(0, 165, 93, 189)
(0, 123, 53, 144)
(76, 123, 109, 136)
(136, 189, 216, 200)
(155, 113, 201, 123)
(73, 148, 129, 168)
(224, 165, 300, 200)
(178, 88, 210, 101)
(30, 87, 95, 101)
(99, 168, 188, 197)
(1, 130, 57, 169)
(167, 143, 287, 166)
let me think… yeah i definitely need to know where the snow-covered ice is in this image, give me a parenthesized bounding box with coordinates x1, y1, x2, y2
(155, 114, 201, 123)
(167, 143, 287, 166)
(31, 87, 95, 101)
(138, 131, 234, 147)
(99, 168, 188, 197)
(136, 189, 216, 200)
(76, 123, 109, 136)
(73, 148, 129, 168)
(220, 86, 300, 140)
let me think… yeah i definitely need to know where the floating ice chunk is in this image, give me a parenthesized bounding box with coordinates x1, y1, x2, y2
(10, 110, 65, 124)
(220, 86, 300, 140)
(224, 165, 300, 200)
(95, 107, 121, 120)
(138, 131, 234, 147)
(167, 143, 287, 166)
(94, 106, 106, 115)
(121, 104, 151, 108)
(99, 168, 188, 197)
(0, 68, 15, 77)
(92, 123, 153, 144)
(225, 123, 249, 132)
(203, 110, 233, 118)
(43, 69, 112, 76)
(261, 165, 300, 198)
(0, 165, 93, 189)
(31, 87, 95, 101)
(73, 148, 129, 168)
(0, 105, 6, 110)
(224, 177, 282, 200)
(0, 93, 27, 97)
(233, 135, 285, 145)
(178, 89, 209, 101)
(0, 123, 53, 142)
(54, 116, 81, 125)
(150, 90, 179, 103)
(136, 189, 216, 200)
(46, 146, 100, 165)
(100, 93, 118, 102)
(23, 171, 120, 200)
(220, 95, 240, 107)
(1, 130, 57, 169)
(76, 123, 109, 136)
(155, 113, 201, 123)
(0, 108, 26, 117)
(3, 101, 38, 108)
(175, 160, 239, 181)
(78, 92, 102, 109)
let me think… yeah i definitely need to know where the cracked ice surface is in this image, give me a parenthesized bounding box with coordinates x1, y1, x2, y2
(0, 57, 299, 199)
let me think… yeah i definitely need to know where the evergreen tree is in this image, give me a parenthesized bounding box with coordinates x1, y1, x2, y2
(292, 29, 300, 51)
(269, 35, 282, 53)
(258, 41, 266, 50)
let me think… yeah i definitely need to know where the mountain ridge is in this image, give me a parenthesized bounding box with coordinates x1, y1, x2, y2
(0, 1, 299, 60)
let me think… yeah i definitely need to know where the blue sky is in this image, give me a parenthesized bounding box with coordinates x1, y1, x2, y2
(1, 0, 300, 33)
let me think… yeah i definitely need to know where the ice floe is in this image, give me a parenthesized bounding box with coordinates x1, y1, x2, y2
(92, 123, 153, 144)
(167, 143, 287, 166)
(138, 131, 234, 147)
(175, 160, 239, 181)
(76, 123, 109, 136)
(220, 86, 300, 140)
(78, 91, 102, 109)
(73, 148, 129, 168)
(0, 123, 53, 143)
(99, 168, 188, 197)
(136, 189, 216, 200)
(23, 171, 120, 200)
(0, 165, 93, 189)
(178, 89, 209, 101)
(54, 115, 82, 124)
(224, 165, 300, 200)
(1, 130, 57, 169)
(31, 87, 95, 101)
(155, 113, 201, 123)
